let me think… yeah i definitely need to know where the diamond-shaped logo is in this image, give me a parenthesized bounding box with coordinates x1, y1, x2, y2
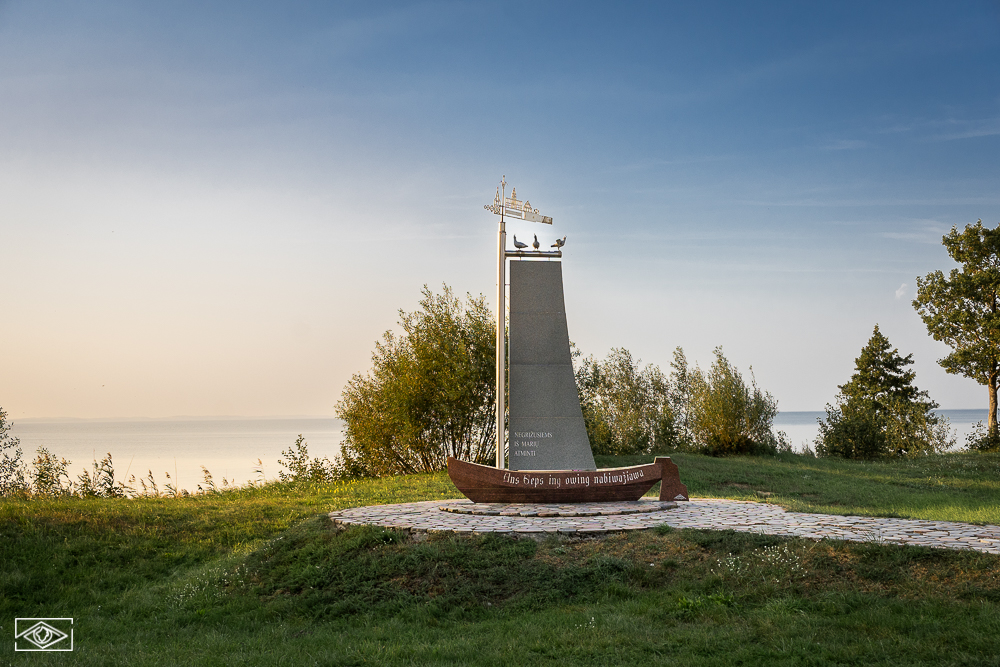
(15, 618, 73, 651)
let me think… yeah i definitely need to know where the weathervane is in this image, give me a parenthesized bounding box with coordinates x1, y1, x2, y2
(484, 180, 553, 224)
(484, 176, 562, 469)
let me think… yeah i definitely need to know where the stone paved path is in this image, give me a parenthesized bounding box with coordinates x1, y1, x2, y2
(329, 498, 1000, 553)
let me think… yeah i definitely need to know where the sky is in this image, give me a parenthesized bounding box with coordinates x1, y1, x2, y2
(2, 0, 999, 419)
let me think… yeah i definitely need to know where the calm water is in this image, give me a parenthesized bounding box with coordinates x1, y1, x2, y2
(9, 417, 343, 492)
(775, 410, 988, 453)
(7, 410, 988, 492)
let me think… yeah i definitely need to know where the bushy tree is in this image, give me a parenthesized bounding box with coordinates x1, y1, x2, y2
(684, 347, 786, 456)
(30, 447, 72, 497)
(75, 453, 127, 497)
(667, 347, 695, 447)
(277, 435, 338, 484)
(913, 219, 1000, 446)
(575, 348, 680, 455)
(0, 407, 27, 496)
(333, 283, 789, 477)
(575, 346, 784, 457)
(816, 325, 951, 459)
(335, 285, 496, 477)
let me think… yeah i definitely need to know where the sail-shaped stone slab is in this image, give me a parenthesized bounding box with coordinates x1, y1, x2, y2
(508, 260, 596, 471)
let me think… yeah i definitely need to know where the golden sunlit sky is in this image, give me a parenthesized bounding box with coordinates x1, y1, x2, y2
(2, 1, 999, 419)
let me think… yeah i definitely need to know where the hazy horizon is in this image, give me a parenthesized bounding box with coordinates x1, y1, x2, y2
(10, 408, 994, 424)
(7, 410, 989, 491)
(2, 1, 998, 420)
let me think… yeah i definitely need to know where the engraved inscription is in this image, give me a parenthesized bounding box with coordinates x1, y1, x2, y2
(511, 430, 552, 458)
(497, 468, 646, 488)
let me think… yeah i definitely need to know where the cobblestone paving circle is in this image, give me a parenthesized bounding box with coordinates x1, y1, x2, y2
(329, 498, 1000, 553)
(439, 500, 677, 517)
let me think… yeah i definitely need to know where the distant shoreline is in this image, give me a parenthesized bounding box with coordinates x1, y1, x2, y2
(13, 411, 986, 424)
(775, 409, 987, 425)
(14, 415, 341, 423)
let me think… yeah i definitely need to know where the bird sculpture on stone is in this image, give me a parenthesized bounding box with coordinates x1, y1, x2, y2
(512, 234, 528, 250)
(551, 236, 566, 248)
(532, 234, 540, 251)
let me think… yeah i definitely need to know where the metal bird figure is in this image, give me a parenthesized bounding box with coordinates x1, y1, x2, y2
(512, 234, 528, 250)
(532, 234, 540, 251)
(551, 236, 566, 248)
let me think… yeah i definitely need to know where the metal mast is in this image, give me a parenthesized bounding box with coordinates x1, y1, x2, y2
(484, 178, 554, 469)
(496, 177, 506, 470)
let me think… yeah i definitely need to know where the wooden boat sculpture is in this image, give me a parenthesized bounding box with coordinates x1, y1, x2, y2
(447, 456, 688, 504)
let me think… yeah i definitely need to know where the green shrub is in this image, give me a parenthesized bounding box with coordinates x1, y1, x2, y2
(965, 421, 1000, 452)
(0, 407, 27, 496)
(815, 405, 888, 460)
(75, 452, 127, 497)
(278, 435, 339, 484)
(30, 447, 72, 497)
(686, 347, 787, 456)
(575, 347, 680, 455)
(335, 285, 496, 477)
(575, 346, 786, 457)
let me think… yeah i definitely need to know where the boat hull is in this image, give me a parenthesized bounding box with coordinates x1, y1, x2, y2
(447, 456, 688, 504)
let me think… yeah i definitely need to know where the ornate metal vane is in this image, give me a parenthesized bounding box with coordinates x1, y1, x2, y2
(484, 181, 553, 224)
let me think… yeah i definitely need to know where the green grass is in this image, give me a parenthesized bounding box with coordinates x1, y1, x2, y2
(603, 451, 1000, 524)
(3, 452, 1000, 665)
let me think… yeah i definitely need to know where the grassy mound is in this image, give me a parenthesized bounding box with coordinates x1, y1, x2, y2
(3, 452, 1000, 665)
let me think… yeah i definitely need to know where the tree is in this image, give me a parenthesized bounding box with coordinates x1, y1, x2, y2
(913, 219, 1000, 441)
(0, 407, 27, 496)
(684, 347, 786, 456)
(29, 448, 72, 497)
(277, 435, 337, 485)
(575, 348, 679, 455)
(667, 347, 695, 448)
(839, 325, 925, 410)
(816, 325, 951, 459)
(575, 346, 786, 456)
(335, 285, 496, 477)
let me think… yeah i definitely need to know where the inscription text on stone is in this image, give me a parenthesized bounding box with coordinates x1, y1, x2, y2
(511, 431, 553, 458)
(499, 468, 646, 488)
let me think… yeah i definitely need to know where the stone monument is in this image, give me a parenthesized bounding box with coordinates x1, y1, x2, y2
(508, 261, 596, 471)
(445, 178, 688, 504)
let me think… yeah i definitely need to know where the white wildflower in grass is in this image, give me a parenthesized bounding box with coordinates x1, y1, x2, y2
(713, 544, 806, 586)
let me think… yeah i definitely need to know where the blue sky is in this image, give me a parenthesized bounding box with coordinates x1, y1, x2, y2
(2, 1, 999, 418)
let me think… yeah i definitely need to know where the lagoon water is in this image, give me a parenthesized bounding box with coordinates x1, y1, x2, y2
(8, 410, 989, 493)
(776, 409, 988, 453)
(9, 417, 344, 493)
